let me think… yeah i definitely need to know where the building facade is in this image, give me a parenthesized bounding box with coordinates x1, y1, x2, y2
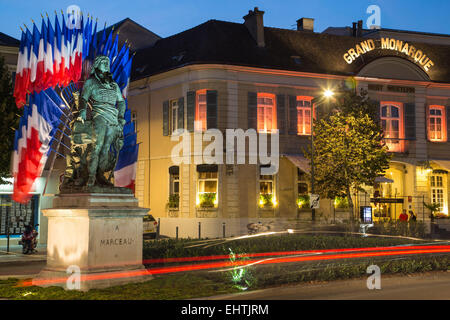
(128, 8, 450, 237)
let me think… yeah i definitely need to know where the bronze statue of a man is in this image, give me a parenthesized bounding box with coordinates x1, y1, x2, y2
(77, 55, 126, 187)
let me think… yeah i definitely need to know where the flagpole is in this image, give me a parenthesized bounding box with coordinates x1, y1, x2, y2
(42, 91, 72, 196)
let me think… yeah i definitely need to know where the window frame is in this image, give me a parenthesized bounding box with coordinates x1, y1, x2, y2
(257, 93, 277, 133)
(195, 89, 207, 132)
(428, 105, 446, 142)
(430, 173, 447, 214)
(296, 96, 314, 136)
(170, 99, 179, 134)
(380, 101, 404, 152)
(196, 170, 219, 208)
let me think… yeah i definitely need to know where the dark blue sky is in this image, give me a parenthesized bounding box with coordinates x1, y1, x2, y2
(1, 0, 449, 40)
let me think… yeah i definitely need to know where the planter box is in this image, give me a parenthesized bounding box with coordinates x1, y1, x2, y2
(258, 207, 275, 218)
(436, 219, 450, 231)
(196, 207, 218, 218)
(167, 209, 179, 218)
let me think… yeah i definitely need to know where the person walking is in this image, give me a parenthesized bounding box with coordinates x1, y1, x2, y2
(408, 210, 417, 222)
(399, 209, 409, 222)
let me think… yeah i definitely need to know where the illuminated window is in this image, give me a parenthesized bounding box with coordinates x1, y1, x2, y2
(197, 166, 218, 208)
(257, 93, 277, 133)
(428, 106, 446, 142)
(297, 97, 313, 135)
(170, 100, 179, 133)
(431, 174, 447, 214)
(259, 166, 276, 207)
(381, 102, 403, 152)
(195, 90, 207, 131)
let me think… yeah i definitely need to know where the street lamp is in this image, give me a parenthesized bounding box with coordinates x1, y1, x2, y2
(310, 89, 335, 222)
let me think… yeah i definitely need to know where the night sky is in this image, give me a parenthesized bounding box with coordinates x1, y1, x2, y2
(1, 0, 449, 40)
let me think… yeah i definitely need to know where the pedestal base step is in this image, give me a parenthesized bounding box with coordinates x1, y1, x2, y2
(32, 265, 153, 291)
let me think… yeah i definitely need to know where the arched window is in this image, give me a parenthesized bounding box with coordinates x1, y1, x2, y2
(428, 105, 446, 142)
(381, 102, 403, 152)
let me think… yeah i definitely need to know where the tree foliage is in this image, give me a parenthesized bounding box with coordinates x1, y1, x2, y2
(305, 88, 391, 214)
(0, 56, 20, 184)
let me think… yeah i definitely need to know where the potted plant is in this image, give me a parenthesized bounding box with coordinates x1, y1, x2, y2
(423, 202, 440, 221)
(199, 192, 216, 208)
(297, 194, 310, 209)
(259, 193, 273, 208)
(167, 194, 179, 209)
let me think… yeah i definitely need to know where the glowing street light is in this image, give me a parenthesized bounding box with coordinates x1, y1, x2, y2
(323, 89, 335, 98)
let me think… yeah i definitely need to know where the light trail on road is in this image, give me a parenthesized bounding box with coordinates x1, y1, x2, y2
(18, 245, 450, 287)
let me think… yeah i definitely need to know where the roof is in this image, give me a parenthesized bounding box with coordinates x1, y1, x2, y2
(132, 19, 450, 83)
(0, 32, 20, 47)
(98, 18, 161, 51)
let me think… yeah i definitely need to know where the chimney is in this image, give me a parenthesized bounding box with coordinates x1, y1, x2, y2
(243, 7, 265, 47)
(296, 18, 315, 32)
(352, 22, 357, 37)
(357, 20, 363, 37)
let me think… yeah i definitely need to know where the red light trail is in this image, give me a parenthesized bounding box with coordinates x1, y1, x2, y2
(19, 244, 450, 288)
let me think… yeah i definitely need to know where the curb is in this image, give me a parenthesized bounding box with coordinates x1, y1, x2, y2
(0, 258, 46, 267)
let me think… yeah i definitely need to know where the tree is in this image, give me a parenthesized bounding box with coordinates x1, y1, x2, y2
(305, 89, 391, 219)
(0, 56, 21, 184)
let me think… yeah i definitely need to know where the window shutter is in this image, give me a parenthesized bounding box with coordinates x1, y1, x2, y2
(446, 106, 450, 142)
(206, 90, 218, 129)
(163, 100, 169, 136)
(288, 95, 297, 135)
(186, 91, 196, 132)
(404, 103, 416, 140)
(248, 92, 257, 130)
(178, 97, 184, 130)
(276, 94, 286, 134)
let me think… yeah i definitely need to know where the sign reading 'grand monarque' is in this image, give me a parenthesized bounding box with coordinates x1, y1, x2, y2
(343, 37, 435, 72)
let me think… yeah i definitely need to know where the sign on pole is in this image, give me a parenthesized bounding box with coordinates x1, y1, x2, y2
(310, 194, 320, 209)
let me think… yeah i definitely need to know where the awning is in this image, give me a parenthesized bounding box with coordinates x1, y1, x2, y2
(375, 176, 394, 183)
(431, 160, 450, 172)
(284, 155, 310, 174)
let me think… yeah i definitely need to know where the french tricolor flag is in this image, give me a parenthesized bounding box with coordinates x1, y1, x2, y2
(28, 23, 40, 93)
(35, 19, 47, 92)
(12, 91, 63, 203)
(13, 30, 28, 107)
(114, 142, 139, 192)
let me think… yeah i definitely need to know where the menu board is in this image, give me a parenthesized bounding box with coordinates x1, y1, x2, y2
(0, 194, 38, 235)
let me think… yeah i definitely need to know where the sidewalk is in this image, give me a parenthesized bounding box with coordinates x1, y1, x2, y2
(0, 244, 47, 267)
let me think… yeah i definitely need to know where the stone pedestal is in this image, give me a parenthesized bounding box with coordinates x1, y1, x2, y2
(33, 193, 152, 291)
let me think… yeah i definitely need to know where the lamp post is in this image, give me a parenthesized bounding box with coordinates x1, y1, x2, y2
(310, 89, 334, 222)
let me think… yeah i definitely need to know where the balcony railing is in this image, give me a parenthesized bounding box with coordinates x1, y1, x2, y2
(383, 138, 411, 153)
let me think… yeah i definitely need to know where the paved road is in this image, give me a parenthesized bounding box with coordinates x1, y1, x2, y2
(208, 272, 450, 300)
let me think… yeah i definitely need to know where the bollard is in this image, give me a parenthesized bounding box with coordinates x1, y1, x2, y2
(222, 222, 226, 238)
(176, 226, 179, 240)
(198, 222, 201, 239)
(157, 218, 160, 239)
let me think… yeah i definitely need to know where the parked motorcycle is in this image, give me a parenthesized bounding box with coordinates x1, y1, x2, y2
(19, 224, 39, 254)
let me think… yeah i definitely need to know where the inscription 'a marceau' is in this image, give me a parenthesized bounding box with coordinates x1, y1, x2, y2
(100, 238, 134, 246)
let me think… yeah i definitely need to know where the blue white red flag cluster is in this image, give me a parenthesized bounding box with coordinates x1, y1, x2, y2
(12, 12, 137, 203)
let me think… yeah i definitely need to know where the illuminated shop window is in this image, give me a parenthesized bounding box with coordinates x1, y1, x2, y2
(197, 165, 218, 208)
(428, 106, 446, 142)
(195, 90, 207, 132)
(297, 97, 313, 135)
(381, 102, 403, 152)
(170, 100, 179, 133)
(431, 174, 447, 214)
(257, 93, 277, 133)
(259, 167, 277, 207)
